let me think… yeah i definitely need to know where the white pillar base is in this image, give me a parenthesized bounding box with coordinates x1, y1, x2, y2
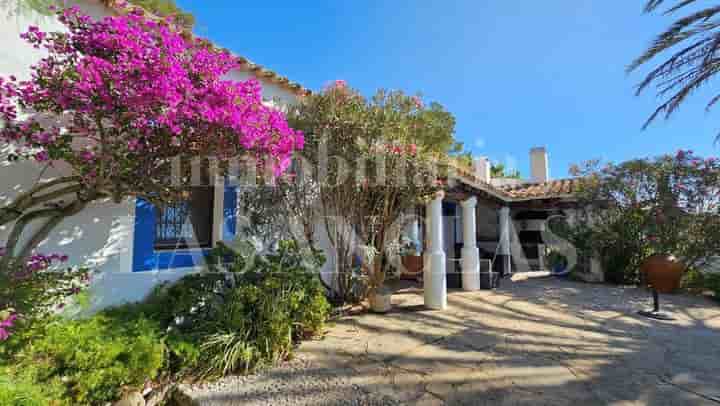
(461, 247, 480, 291)
(424, 251, 447, 310)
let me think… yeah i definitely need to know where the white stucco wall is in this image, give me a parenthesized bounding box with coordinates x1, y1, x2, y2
(224, 69, 301, 107)
(0, 1, 112, 81)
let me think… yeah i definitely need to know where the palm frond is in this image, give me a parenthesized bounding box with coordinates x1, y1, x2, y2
(628, 7, 720, 72)
(644, 0, 700, 13)
(631, 3, 720, 130)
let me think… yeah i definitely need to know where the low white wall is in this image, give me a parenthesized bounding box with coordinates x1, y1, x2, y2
(88, 267, 198, 311)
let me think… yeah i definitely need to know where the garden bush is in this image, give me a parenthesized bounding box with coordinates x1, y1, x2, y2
(3, 310, 165, 405)
(0, 240, 330, 404)
(682, 269, 720, 299)
(0, 366, 66, 406)
(159, 239, 330, 376)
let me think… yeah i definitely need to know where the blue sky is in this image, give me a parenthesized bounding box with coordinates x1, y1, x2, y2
(178, 1, 719, 179)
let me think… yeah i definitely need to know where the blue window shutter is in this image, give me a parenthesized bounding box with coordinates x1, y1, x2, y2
(223, 182, 237, 241)
(132, 198, 210, 272)
(132, 198, 156, 272)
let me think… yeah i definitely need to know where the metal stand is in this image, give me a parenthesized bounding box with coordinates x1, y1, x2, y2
(637, 288, 674, 320)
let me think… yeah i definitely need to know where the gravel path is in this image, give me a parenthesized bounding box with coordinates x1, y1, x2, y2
(181, 355, 401, 406)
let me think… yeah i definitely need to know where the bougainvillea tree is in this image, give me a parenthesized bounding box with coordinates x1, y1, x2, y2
(287, 82, 449, 302)
(0, 6, 303, 266)
(566, 150, 720, 284)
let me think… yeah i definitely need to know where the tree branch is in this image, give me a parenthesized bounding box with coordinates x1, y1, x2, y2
(17, 199, 87, 260)
(0, 183, 84, 227)
(0, 207, 64, 269)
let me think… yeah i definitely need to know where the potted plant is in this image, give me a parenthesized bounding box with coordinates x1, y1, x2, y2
(399, 236, 423, 279)
(546, 250, 569, 276)
(359, 245, 393, 313)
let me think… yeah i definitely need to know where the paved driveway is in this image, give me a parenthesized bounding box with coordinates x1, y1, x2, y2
(185, 279, 720, 405)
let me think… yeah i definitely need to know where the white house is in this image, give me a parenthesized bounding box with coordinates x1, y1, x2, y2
(1, 0, 590, 312)
(0, 0, 311, 310)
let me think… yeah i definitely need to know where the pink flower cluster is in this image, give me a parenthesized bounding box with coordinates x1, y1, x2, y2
(1, 6, 303, 180)
(323, 79, 350, 94)
(370, 142, 418, 156)
(411, 96, 423, 109)
(26, 253, 69, 272)
(0, 313, 17, 341)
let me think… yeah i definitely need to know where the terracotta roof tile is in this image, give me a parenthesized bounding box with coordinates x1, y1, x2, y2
(446, 162, 581, 201)
(498, 178, 581, 200)
(446, 162, 511, 200)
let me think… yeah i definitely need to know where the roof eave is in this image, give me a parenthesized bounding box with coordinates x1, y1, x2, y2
(103, 0, 312, 97)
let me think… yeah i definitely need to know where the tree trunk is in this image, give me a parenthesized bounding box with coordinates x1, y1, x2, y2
(0, 177, 82, 227)
(0, 195, 89, 270)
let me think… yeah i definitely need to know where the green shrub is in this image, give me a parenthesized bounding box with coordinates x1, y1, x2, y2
(112, 240, 328, 379)
(165, 332, 203, 376)
(9, 310, 165, 405)
(0, 366, 66, 406)
(0, 239, 330, 404)
(181, 240, 330, 377)
(683, 269, 720, 300)
(707, 274, 720, 299)
(144, 272, 228, 329)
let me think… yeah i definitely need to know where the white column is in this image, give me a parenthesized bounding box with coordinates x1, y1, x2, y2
(424, 191, 447, 310)
(460, 197, 480, 291)
(499, 206, 512, 276)
(212, 175, 225, 245)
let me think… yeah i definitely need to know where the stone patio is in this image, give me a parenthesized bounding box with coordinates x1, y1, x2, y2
(185, 279, 720, 405)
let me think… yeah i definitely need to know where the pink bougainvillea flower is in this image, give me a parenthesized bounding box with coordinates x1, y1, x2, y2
(34, 150, 49, 162)
(127, 138, 140, 151)
(80, 150, 94, 162)
(0, 313, 17, 341)
(0, 5, 303, 192)
(0, 313, 17, 328)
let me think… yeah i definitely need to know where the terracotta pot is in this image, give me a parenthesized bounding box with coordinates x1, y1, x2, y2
(369, 286, 393, 313)
(401, 255, 423, 279)
(640, 254, 684, 293)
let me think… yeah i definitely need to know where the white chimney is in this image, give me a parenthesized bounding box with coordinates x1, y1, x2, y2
(473, 156, 491, 183)
(530, 147, 549, 183)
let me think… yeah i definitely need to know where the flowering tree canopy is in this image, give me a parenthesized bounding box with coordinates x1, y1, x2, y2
(287, 81, 449, 301)
(566, 150, 720, 284)
(0, 6, 303, 262)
